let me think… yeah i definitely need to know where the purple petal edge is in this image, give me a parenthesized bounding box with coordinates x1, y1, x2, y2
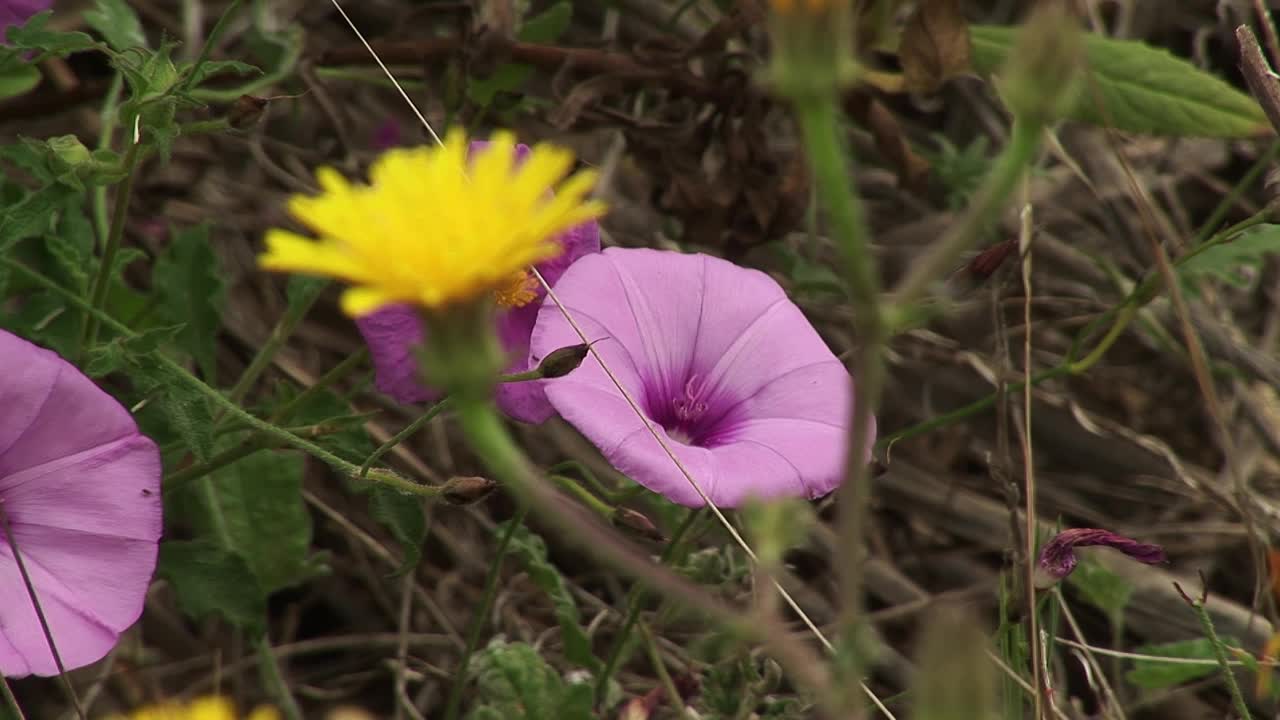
(1035, 528, 1167, 588)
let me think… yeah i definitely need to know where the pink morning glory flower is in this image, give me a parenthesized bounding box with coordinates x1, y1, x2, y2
(528, 248, 871, 508)
(355, 140, 601, 424)
(0, 330, 162, 677)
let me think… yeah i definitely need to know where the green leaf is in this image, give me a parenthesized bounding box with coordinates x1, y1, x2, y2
(519, 2, 572, 43)
(465, 639, 596, 720)
(6, 12, 99, 59)
(0, 184, 78, 250)
(85, 323, 184, 377)
(85, 0, 148, 52)
(199, 450, 321, 594)
(368, 485, 426, 572)
(131, 356, 216, 460)
(44, 199, 95, 292)
(180, 58, 261, 89)
(969, 25, 1267, 137)
(497, 522, 600, 672)
(0, 50, 40, 101)
(158, 539, 266, 633)
(1065, 558, 1133, 617)
(1126, 637, 1244, 689)
(153, 224, 224, 380)
(1178, 224, 1280, 295)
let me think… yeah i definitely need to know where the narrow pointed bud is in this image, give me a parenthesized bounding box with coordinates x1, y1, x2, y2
(998, 3, 1083, 125)
(227, 95, 268, 130)
(536, 343, 591, 379)
(968, 239, 1017, 281)
(612, 507, 666, 543)
(443, 475, 498, 505)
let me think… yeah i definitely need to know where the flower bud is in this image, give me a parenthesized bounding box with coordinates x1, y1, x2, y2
(611, 507, 665, 543)
(765, 0, 857, 100)
(535, 343, 591, 379)
(996, 4, 1084, 125)
(228, 95, 268, 130)
(443, 475, 498, 505)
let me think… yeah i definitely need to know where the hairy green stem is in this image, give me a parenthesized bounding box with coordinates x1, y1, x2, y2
(269, 347, 369, 422)
(447, 395, 840, 713)
(794, 94, 884, 703)
(92, 74, 124, 244)
(441, 506, 529, 720)
(80, 132, 142, 360)
(1187, 595, 1252, 720)
(595, 508, 702, 702)
(359, 398, 452, 479)
(228, 279, 328, 405)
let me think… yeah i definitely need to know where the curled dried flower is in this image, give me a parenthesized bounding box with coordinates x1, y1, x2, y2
(1034, 528, 1166, 589)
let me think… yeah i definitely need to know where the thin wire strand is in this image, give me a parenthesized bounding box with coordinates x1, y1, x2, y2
(325, 4, 893, 714)
(325, 0, 442, 147)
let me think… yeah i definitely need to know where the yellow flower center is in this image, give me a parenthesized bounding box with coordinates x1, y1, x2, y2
(494, 269, 540, 308)
(257, 129, 606, 318)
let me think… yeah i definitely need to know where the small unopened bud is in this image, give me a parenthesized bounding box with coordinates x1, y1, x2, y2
(48, 135, 91, 167)
(1034, 528, 1166, 589)
(443, 475, 498, 505)
(968, 239, 1017, 280)
(998, 4, 1083, 125)
(536, 343, 590, 379)
(765, 0, 857, 99)
(227, 95, 268, 130)
(612, 507, 666, 543)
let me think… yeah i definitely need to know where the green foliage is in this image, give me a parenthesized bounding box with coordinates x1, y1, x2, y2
(465, 639, 595, 720)
(0, 50, 41, 102)
(0, 184, 79, 249)
(496, 521, 601, 672)
(158, 539, 267, 634)
(132, 357, 217, 460)
(702, 656, 806, 719)
(1066, 558, 1133, 618)
(197, 450, 323, 593)
(1178, 224, 1280, 295)
(969, 25, 1267, 137)
(153, 224, 225, 380)
(1126, 636, 1248, 689)
(5, 12, 100, 60)
(85, 0, 148, 52)
(921, 134, 991, 211)
(368, 484, 427, 572)
(468, 2, 573, 110)
(85, 323, 183, 377)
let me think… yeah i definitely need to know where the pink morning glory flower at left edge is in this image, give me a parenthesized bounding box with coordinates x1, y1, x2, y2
(529, 247, 873, 508)
(355, 140, 601, 424)
(0, 330, 162, 677)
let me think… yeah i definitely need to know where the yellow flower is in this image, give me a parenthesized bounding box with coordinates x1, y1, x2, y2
(259, 129, 606, 317)
(109, 696, 280, 720)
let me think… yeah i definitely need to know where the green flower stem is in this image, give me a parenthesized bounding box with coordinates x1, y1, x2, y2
(1184, 593, 1252, 720)
(595, 508, 702, 703)
(3, 259, 437, 499)
(793, 94, 884, 692)
(164, 438, 267, 494)
(0, 674, 25, 720)
(441, 506, 529, 720)
(269, 347, 370, 422)
(359, 398, 452, 479)
(254, 633, 304, 720)
(890, 117, 1042, 310)
(228, 279, 329, 406)
(549, 474, 614, 518)
(79, 131, 142, 361)
(92, 73, 125, 243)
(448, 394, 840, 713)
